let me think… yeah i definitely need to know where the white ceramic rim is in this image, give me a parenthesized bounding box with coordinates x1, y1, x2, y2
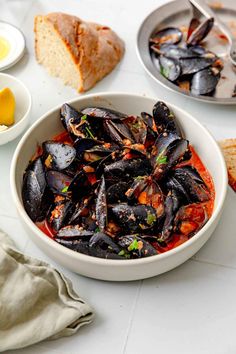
(0, 21, 25, 71)
(0, 73, 31, 133)
(10, 92, 228, 266)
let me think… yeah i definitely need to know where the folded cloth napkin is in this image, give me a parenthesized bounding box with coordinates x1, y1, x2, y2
(0, 230, 94, 352)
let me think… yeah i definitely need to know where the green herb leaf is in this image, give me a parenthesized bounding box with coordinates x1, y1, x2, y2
(95, 227, 100, 233)
(128, 239, 139, 251)
(85, 126, 95, 139)
(156, 155, 168, 164)
(81, 114, 87, 121)
(118, 250, 125, 256)
(61, 186, 69, 193)
(146, 211, 157, 226)
(160, 65, 169, 78)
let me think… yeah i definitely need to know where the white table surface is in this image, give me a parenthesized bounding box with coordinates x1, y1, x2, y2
(1, 0, 236, 353)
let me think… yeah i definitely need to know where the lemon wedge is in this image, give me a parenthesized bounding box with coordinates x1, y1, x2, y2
(0, 87, 15, 126)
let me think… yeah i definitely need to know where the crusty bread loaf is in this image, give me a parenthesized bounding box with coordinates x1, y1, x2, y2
(34, 13, 125, 92)
(219, 138, 236, 192)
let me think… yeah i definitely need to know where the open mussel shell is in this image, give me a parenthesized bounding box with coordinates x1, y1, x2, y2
(187, 18, 201, 41)
(159, 55, 181, 82)
(150, 27, 183, 45)
(159, 188, 182, 242)
(48, 195, 74, 232)
(152, 101, 182, 136)
(174, 203, 208, 237)
(89, 232, 123, 259)
(60, 103, 82, 135)
(81, 107, 128, 120)
(172, 166, 210, 203)
(68, 170, 93, 201)
(110, 203, 157, 233)
(187, 17, 214, 46)
(191, 67, 220, 96)
(42, 141, 76, 171)
(118, 235, 157, 257)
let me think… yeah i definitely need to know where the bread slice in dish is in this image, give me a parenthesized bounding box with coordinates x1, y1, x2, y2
(219, 138, 236, 192)
(34, 13, 125, 92)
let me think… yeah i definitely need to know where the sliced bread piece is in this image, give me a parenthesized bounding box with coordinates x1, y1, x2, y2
(34, 13, 125, 92)
(219, 138, 236, 192)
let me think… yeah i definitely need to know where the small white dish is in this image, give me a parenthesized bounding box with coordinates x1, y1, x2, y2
(0, 21, 25, 71)
(10, 93, 227, 281)
(0, 73, 31, 145)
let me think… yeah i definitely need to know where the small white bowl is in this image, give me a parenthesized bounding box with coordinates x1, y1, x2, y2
(10, 93, 227, 281)
(0, 73, 31, 145)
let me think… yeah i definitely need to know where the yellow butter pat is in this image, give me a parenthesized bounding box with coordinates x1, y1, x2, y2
(0, 87, 15, 126)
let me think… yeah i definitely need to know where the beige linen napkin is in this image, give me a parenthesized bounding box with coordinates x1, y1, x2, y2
(0, 230, 94, 352)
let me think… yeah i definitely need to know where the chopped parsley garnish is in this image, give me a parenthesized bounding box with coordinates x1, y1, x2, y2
(118, 250, 125, 256)
(160, 66, 169, 78)
(146, 212, 157, 226)
(128, 239, 139, 251)
(61, 186, 69, 193)
(81, 114, 87, 121)
(156, 155, 168, 164)
(85, 126, 95, 139)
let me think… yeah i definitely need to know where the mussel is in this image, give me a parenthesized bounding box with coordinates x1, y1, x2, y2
(150, 27, 183, 45)
(191, 67, 220, 95)
(187, 18, 214, 46)
(118, 235, 157, 258)
(22, 158, 50, 222)
(159, 56, 181, 82)
(110, 203, 157, 233)
(42, 141, 76, 171)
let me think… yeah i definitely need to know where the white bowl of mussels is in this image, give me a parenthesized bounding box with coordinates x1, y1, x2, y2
(10, 92, 227, 281)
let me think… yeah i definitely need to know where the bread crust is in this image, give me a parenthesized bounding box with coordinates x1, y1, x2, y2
(219, 138, 236, 192)
(34, 13, 125, 92)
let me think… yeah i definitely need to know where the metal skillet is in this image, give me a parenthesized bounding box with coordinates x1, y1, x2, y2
(136, 0, 236, 105)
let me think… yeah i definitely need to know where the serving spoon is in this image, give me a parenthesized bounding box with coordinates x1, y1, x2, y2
(189, 0, 236, 66)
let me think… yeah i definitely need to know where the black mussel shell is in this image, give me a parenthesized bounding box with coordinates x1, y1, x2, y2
(107, 181, 130, 203)
(22, 158, 50, 222)
(49, 196, 74, 231)
(180, 57, 215, 75)
(159, 188, 182, 242)
(104, 158, 152, 180)
(81, 107, 128, 120)
(110, 203, 157, 233)
(174, 203, 208, 237)
(150, 27, 183, 45)
(56, 226, 94, 239)
(89, 232, 123, 259)
(157, 44, 199, 59)
(46, 170, 72, 196)
(55, 237, 90, 255)
(152, 101, 182, 136)
(191, 67, 220, 96)
(60, 103, 82, 135)
(95, 176, 107, 232)
(172, 166, 210, 202)
(118, 235, 157, 258)
(187, 18, 214, 46)
(43, 141, 76, 171)
(159, 56, 181, 82)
